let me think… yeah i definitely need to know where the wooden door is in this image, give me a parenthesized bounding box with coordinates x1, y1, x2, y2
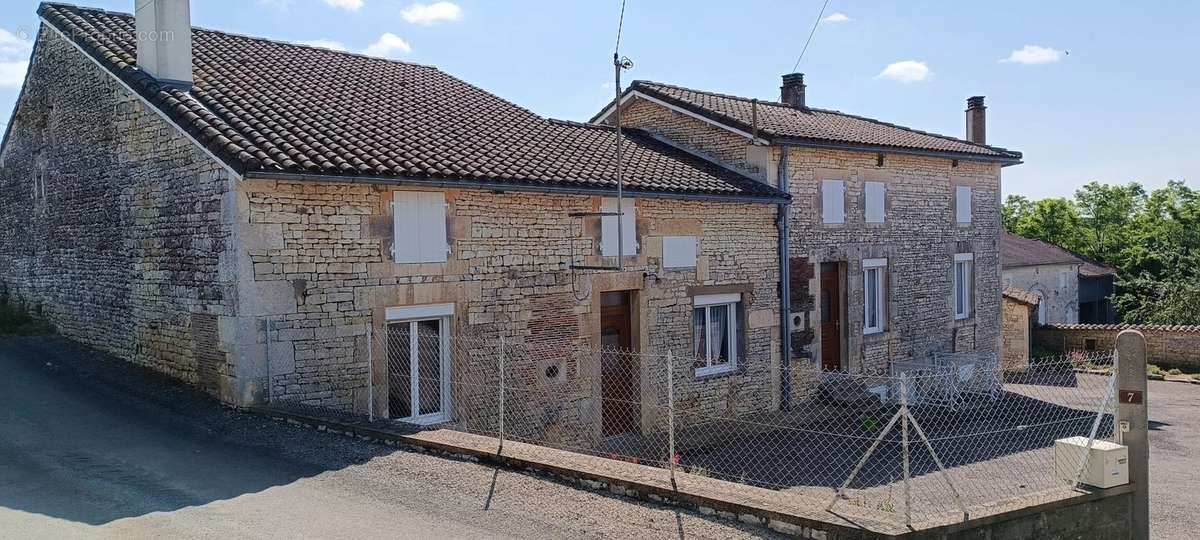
(600, 291, 638, 437)
(820, 263, 843, 372)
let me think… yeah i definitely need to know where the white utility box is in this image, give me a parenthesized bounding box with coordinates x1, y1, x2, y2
(1054, 436, 1129, 488)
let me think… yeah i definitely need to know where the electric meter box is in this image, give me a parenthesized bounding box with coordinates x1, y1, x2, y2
(1054, 436, 1129, 489)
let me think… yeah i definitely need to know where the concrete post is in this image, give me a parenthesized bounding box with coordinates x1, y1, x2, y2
(1115, 329, 1149, 540)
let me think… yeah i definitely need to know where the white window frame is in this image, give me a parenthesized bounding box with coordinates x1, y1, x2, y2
(693, 293, 740, 376)
(821, 179, 846, 224)
(955, 185, 973, 224)
(863, 258, 887, 334)
(385, 303, 454, 425)
(953, 253, 974, 320)
(600, 197, 638, 256)
(865, 181, 886, 224)
(392, 191, 449, 263)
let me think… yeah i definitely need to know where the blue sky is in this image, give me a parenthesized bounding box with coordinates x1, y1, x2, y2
(0, 0, 1195, 199)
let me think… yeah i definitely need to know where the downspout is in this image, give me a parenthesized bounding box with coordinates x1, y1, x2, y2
(777, 145, 792, 411)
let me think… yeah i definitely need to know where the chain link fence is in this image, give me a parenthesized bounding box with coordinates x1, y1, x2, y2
(264, 322, 1117, 526)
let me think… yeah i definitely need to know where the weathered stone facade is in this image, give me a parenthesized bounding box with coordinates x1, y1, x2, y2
(0, 27, 239, 398)
(1002, 295, 1034, 371)
(620, 97, 1005, 374)
(1002, 263, 1081, 324)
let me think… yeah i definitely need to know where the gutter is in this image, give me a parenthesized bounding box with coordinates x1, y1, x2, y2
(776, 145, 792, 410)
(772, 137, 1023, 167)
(244, 170, 791, 205)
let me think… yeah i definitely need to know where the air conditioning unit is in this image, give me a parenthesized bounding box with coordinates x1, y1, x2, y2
(1054, 437, 1128, 489)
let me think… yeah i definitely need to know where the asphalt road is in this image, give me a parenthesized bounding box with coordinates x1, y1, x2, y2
(1147, 379, 1200, 540)
(0, 337, 778, 539)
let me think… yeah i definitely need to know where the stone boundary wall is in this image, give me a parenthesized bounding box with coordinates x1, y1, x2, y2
(1034, 324, 1200, 370)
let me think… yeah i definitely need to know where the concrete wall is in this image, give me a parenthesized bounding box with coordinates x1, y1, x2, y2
(241, 179, 784, 447)
(621, 97, 1004, 374)
(0, 26, 242, 399)
(1034, 324, 1200, 370)
(1002, 264, 1080, 324)
(1002, 296, 1033, 371)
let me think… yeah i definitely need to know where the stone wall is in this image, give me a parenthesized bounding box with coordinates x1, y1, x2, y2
(621, 97, 1004, 375)
(1002, 296, 1033, 371)
(1034, 324, 1200, 370)
(0, 27, 238, 396)
(241, 179, 782, 447)
(1002, 264, 1080, 324)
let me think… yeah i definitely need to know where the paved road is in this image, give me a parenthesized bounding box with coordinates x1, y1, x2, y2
(0, 337, 777, 539)
(1147, 379, 1200, 540)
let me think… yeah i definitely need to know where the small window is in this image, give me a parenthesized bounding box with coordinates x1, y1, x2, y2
(821, 179, 845, 224)
(863, 258, 887, 334)
(600, 197, 637, 256)
(865, 182, 886, 223)
(393, 191, 448, 263)
(954, 253, 974, 320)
(692, 293, 740, 376)
(662, 235, 697, 268)
(955, 186, 972, 224)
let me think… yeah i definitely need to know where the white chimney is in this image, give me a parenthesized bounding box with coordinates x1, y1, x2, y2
(135, 0, 193, 89)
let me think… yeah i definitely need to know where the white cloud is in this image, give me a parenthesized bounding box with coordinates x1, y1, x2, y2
(0, 61, 29, 88)
(323, 0, 363, 10)
(1001, 45, 1063, 65)
(876, 60, 930, 83)
(821, 12, 851, 24)
(0, 29, 32, 56)
(297, 39, 348, 51)
(363, 33, 412, 58)
(401, 2, 463, 25)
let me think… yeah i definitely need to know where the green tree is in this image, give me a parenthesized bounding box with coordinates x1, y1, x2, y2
(1006, 197, 1083, 251)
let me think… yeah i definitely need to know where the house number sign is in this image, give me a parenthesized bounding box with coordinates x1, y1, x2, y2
(1119, 390, 1143, 404)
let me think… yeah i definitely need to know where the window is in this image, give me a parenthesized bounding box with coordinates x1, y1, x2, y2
(385, 303, 453, 424)
(953, 253, 974, 319)
(821, 179, 845, 224)
(662, 235, 697, 268)
(863, 258, 887, 334)
(600, 197, 638, 256)
(955, 185, 972, 224)
(392, 191, 448, 263)
(865, 182, 886, 223)
(692, 293, 740, 376)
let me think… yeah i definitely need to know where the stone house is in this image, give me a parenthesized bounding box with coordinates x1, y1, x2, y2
(1001, 232, 1117, 325)
(594, 75, 1023, 379)
(1001, 287, 1041, 371)
(0, 2, 790, 445)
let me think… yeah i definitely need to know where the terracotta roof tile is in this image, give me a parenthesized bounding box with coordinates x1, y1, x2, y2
(1002, 233, 1115, 276)
(38, 3, 785, 201)
(617, 81, 1022, 162)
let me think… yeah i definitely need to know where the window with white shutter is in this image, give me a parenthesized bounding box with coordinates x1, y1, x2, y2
(600, 197, 637, 256)
(953, 253, 974, 319)
(865, 181, 886, 223)
(392, 191, 448, 263)
(863, 258, 887, 334)
(821, 179, 845, 224)
(955, 185, 973, 224)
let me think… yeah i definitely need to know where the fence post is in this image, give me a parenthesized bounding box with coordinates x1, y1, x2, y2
(1116, 330, 1149, 540)
(667, 350, 676, 483)
(366, 322, 374, 422)
(901, 374, 911, 528)
(498, 335, 506, 453)
(265, 319, 272, 405)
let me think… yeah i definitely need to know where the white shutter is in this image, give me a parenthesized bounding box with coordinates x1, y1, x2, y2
(662, 236, 697, 268)
(601, 197, 637, 256)
(821, 179, 845, 224)
(865, 181, 886, 223)
(955, 185, 972, 224)
(393, 191, 447, 263)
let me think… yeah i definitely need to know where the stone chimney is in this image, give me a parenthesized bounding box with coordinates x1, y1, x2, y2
(135, 0, 193, 89)
(780, 73, 806, 108)
(965, 96, 986, 144)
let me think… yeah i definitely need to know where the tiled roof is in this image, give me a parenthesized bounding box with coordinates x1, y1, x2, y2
(614, 81, 1022, 162)
(37, 3, 785, 201)
(1001, 232, 1116, 276)
(1002, 287, 1041, 306)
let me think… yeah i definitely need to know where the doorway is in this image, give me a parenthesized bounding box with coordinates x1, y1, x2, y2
(820, 262, 844, 372)
(599, 291, 638, 437)
(387, 317, 450, 424)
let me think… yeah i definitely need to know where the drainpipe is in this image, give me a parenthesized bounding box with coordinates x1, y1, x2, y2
(777, 145, 792, 411)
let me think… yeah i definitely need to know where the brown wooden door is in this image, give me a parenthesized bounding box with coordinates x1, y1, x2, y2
(600, 291, 638, 437)
(820, 263, 843, 372)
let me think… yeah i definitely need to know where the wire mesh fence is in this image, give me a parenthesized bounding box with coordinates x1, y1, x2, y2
(264, 321, 1118, 526)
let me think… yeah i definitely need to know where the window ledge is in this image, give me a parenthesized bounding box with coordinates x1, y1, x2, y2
(863, 329, 888, 342)
(694, 364, 738, 380)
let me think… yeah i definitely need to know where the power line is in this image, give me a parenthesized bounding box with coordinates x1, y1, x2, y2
(791, 0, 831, 73)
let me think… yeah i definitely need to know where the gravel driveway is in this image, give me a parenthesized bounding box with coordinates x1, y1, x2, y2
(0, 337, 778, 539)
(1147, 379, 1200, 540)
